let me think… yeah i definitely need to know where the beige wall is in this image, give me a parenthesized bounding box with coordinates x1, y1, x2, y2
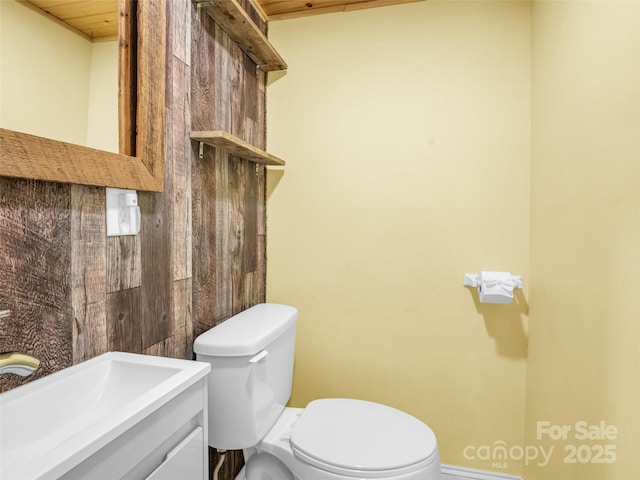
(267, 1, 531, 474)
(0, 0, 117, 150)
(525, 1, 640, 479)
(86, 41, 119, 153)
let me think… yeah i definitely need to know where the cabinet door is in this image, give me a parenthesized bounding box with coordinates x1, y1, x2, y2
(146, 427, 204, 480)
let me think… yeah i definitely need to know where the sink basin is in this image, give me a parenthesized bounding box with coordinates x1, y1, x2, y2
(0, 352, 210, 479)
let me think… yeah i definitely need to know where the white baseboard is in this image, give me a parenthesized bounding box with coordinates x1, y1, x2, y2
(442, 464, 522, 480)
(236, 464, 521, 480)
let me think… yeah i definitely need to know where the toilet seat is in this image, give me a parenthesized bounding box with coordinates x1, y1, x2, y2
(290, 399, 438, 478)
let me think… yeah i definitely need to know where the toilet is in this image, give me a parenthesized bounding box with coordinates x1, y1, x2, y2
(194, 303, 440, 480)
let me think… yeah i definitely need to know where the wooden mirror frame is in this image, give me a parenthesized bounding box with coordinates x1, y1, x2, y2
(0, 0, 165, 192)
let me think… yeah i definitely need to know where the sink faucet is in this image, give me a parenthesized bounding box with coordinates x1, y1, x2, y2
(0, 310, 40, 376)
(0, 352, 41, 377)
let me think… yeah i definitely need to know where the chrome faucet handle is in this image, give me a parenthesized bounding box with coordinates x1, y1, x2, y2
(0, 352, 41, 377)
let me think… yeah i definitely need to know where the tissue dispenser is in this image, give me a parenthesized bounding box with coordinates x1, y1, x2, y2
(464, 271, 523, 304)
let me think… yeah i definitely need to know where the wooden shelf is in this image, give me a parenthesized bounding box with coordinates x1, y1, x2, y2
(191, 130, 285, 166)
(196, 0, 287, 71)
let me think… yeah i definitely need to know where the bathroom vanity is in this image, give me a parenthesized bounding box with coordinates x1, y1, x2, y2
(0, 352, 210, 480)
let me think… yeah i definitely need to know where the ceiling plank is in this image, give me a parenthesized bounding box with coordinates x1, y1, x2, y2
(261, 0, 424, 20)
(19, 0, 118, 41)
(18, 0, 424, 42)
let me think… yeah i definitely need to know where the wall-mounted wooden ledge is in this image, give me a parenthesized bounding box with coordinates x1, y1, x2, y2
(195, 0, 287, 71)
(191, 130, 285, 166)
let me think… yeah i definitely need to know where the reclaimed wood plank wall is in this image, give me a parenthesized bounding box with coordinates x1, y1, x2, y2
(192, 1, 268, 475)
(0, 180, 73, 386)
(0, 1, 267, 478)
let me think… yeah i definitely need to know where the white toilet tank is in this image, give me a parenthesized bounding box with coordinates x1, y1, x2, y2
(193, 303, 298, 450)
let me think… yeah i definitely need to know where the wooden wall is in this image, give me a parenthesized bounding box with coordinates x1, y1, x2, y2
(0, 1, 267, 478)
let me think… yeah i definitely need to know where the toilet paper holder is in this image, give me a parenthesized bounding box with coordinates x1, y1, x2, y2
(463, 273, 523, 289)
(464, 271, 523, 304)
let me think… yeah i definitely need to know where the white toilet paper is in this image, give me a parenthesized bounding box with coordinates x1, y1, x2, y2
(477, 271, 517, 304)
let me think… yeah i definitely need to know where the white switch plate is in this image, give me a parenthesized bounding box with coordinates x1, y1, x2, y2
(106, 188, 141, 236)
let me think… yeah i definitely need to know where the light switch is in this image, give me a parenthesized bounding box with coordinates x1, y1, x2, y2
(106, 188, 141, 236)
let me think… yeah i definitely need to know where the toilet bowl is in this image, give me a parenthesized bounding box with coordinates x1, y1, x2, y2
(193, 304, 441, 480)
(247, 400, 440, 480)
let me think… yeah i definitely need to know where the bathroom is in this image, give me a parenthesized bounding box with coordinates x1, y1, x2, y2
(0, 0, 638, 479)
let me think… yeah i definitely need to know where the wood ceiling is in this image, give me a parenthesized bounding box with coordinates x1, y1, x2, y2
(18, 0, 119, 42)
(257, 0, 422, 20)
(19, 0, 421, 42)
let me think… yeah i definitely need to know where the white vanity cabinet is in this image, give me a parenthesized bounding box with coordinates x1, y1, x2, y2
(61, 379, 209, 480)
(146, 426, 205, 479)
(0, 352, 210, 480)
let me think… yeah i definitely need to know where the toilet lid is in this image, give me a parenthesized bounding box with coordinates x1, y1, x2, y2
(290, 399, 437, 477)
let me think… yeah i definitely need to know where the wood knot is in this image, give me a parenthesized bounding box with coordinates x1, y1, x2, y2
(306, 3, 313, 8)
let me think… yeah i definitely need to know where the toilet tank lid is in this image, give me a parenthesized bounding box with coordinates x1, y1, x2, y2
(193, 303, 298, 357)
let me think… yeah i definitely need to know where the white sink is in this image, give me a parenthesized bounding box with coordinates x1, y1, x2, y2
(0, 352, 210, 480)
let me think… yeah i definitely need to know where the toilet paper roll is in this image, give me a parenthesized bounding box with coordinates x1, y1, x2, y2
(477, 271, 516, 304)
